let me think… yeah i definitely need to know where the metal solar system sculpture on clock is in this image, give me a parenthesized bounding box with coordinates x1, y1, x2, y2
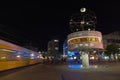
(69, 7, 97, 32)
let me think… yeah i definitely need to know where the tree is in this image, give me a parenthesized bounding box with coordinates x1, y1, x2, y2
(105, 44, 120, 60)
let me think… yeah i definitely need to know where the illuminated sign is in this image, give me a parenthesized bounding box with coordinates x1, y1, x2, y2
(68, 37, 101, 44)
(67, 31, 103, 50)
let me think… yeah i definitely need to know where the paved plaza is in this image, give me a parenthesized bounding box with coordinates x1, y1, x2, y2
(0, 62, 120, 80)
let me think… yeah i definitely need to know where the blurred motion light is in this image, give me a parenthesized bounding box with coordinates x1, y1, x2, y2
(16, 55, 21, 58)
(30, 53, 35, 57)
(55, 47, 58, 50)
(1, 56, 6, 59)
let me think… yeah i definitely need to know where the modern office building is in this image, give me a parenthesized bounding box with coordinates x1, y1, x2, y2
(47, 39, 59, 56)
(103, 31, 120, 49)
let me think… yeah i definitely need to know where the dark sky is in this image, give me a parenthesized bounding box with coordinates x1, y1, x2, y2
(0, 1, 120, 51)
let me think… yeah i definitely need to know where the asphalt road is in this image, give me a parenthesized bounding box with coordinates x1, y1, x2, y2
(0, 62, 120, 80)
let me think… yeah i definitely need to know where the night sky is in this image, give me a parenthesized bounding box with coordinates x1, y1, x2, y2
(0, 1, 120, 51)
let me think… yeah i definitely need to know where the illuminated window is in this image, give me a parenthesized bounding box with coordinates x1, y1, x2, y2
(55, 47, 58, 50)
(54, 40, 58, 42)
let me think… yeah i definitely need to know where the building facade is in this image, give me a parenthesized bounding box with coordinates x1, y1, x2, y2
(103, 31, 120, 49)
(47, 39, 59, 56)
